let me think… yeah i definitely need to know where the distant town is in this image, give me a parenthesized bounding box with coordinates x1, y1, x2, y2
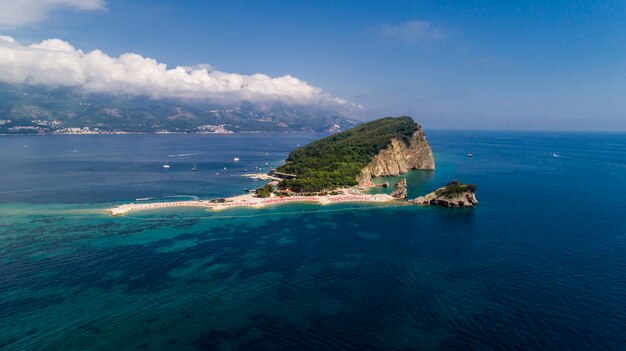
(0, 119, 235, 135)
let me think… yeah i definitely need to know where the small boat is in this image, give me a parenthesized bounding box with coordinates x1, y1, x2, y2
(467, 153, 473, 158)
(223, 167, 227, 170)
(265, 162, 269, 166)
(190, 162, 197, 171)
(553, 153, 559, 158)
(163, 159, 171, 168)
(244, 169, 248, 172)
(216, 172, 220, 175)
(233, 157, 240, 162)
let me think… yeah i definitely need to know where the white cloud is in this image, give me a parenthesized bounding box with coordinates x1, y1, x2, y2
(382, 20, 447, 44)
(0, 35, 359, 109)
(0, 0, 106, 27)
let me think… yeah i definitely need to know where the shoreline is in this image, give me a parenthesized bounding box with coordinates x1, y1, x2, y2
(108, 191, 396, 216)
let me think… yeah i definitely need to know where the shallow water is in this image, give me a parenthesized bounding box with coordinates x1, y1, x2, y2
(0, 131, 625, 350)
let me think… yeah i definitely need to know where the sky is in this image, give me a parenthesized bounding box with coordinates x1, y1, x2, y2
(1, 0, 625, 130)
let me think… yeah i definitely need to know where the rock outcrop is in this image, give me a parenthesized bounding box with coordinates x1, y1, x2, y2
(411, 181, 478, 208)
(357, 127, 434, 186)
(390, 178, 408, 199)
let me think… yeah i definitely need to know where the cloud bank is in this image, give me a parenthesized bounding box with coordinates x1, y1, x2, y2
(0, 0, 105, 27)
(382, 20, 447, 44)
(0, 35, 356, 108)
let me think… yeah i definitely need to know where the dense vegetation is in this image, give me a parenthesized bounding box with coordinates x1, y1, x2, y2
(255, 184, 274, 198)
(277, 117, 418, 192)
(435, 181, 477, 198)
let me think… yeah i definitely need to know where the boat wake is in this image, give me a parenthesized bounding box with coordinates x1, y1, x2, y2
(553, 153, 625, 167)
(167, 153, 199, 158)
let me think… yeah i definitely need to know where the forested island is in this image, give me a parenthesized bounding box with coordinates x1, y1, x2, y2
(275, 116, 435, 192)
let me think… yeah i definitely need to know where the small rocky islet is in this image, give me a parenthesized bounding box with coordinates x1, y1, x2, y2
(411, 181, 478, 208)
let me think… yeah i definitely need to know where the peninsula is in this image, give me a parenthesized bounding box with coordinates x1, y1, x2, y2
(107, 117, 476, 216)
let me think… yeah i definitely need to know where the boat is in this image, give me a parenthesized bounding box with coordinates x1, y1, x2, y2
(553, 153, 559, 158)
(190, 162, 197, 171)
(163, 159, 170, 168)
(265, 162, 269, 166)
(244, 169, 248, 172)
(233, 157, 240, 162)
(467, 153, 473, 158)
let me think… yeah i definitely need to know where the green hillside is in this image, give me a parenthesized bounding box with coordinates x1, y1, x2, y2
(0, 83, 358, 133)
(277, 116, 418, 192)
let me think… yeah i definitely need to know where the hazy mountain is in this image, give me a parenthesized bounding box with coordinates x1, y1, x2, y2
(0, 84, 360, 134)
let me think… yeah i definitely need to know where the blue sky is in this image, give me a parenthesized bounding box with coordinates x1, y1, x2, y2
(1, 0, 626, 130)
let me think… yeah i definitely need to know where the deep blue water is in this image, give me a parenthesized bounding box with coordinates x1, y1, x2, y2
(0, 131, 625, 350)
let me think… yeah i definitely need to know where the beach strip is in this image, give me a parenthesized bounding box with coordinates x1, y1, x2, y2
(108, 193, 394, 216)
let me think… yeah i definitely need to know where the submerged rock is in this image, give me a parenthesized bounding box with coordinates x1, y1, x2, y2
(411, 181, 478, 207)
(390, 178, 408, 199)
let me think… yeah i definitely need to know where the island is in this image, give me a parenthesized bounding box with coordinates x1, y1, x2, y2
(108, 117, 477, 216)
(411, 181, 478, 207)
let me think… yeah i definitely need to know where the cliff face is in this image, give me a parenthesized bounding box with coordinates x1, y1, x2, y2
(357, 128, 434, 186)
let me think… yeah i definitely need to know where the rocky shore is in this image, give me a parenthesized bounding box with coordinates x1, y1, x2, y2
(411, 181, 478, 208)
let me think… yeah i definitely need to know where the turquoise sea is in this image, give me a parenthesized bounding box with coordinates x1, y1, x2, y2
(1, 131, 625, 350)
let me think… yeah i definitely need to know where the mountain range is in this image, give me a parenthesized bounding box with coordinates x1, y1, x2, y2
(0, 83, 359, 134)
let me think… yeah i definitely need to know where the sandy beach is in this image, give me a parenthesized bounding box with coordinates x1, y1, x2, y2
(241, 173, 281, 181)
(108, 191, 395, 216)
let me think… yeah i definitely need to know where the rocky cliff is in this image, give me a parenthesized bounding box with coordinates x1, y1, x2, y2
(357, 127, 434, 186)
(411, 181, 478, 208)
(390, 178, 408, 199)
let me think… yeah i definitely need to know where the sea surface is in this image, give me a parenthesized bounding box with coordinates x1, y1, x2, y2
(0, 131, 625, 350)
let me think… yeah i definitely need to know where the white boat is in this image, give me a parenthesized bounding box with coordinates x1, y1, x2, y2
(233, 157, 240, 162)
(553, 153, 559, 158)
(191, 162, 197, 171)
(163, 159, 170, 168)
(467, 153, 473, 158)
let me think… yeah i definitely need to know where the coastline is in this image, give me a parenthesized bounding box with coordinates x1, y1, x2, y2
(108, 191, 396, 216)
